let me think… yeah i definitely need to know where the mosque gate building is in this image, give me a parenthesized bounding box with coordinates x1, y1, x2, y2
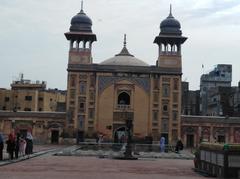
(64, 5, 187, 144)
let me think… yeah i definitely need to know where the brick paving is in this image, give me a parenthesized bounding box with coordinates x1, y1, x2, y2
(0, 154, 214, 179)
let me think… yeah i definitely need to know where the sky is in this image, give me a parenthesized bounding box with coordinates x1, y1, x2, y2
(0, 0, 240, 90)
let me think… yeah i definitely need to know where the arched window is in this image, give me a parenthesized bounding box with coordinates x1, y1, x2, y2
(118, 92, 130, 105)
(79, 41, 84, 49)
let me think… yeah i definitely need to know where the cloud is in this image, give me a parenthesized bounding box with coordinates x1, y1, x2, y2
(0, 0, 239, 90)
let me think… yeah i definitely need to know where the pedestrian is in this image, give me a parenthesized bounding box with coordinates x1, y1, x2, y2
(6, 133, 15, 160)
(15, 133, 20, 159)
(19, 137, 26, 156)
(25, 132, 33, 155)
(0, 133, 4, 160)
(175, 139, 183, 153)
(160, 136, 165, 152)
(95, 133, 99, 144)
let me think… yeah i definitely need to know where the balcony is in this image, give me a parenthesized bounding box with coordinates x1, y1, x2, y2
(117, 104, 131, 110)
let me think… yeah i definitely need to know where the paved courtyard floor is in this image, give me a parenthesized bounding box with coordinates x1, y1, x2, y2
(0, 154, 214, 179)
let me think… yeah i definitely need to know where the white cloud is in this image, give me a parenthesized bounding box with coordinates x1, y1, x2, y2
(0, 0, 239, 90)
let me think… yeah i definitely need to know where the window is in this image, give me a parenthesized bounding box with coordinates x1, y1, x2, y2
(39, 108, 42, 111)
(25, 96, 32, 101)
(89, 91, 95, 101)
(217, 135, 225, 143)
(5, 97, 10, 102)
(162, 85, 170, 97)
(154, 79, 159, 90)
(153, 92, 159, 102)
(161, 118, 169, 133)
(173, 93, 178, 103)
(2, 106, 6, 110)
(80, 103, 85, 108)
(79, 81, 86, 94)
(90, 75, 95, 87)
(118, 92, 130, 105)
(79, 115, 84, 128)
(70, 75, 76, 87)
(89, 109, 94, 119)
(79, 101, 85, 113)
(173, 79, 179, 90)
(163, 104, 168, 112)
(153, 111, 158, 121)
(70, 89, 75, 99)
(172, 111, 178, 121)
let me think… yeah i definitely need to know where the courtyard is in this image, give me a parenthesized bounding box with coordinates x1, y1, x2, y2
(0, 145, 213, 179)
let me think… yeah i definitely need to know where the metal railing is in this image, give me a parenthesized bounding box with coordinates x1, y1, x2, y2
(76, 142, 175, 153)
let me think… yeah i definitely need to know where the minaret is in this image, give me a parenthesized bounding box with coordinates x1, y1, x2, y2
(154, 5, 187, 69)
(65, 2, 97, 64)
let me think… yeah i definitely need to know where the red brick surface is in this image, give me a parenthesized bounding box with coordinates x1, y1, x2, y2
(0, 155, 214, 179)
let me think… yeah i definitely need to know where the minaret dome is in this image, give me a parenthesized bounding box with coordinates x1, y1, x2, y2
(69, 1, 93, 32)
(160, 5, 182, 35)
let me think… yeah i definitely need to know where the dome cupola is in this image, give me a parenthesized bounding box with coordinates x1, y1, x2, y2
(69, 2, 93, 32)
(160, 5, 182, 35)
(100, 35, 148, 67)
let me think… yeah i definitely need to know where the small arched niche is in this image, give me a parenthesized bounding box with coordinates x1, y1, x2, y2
(118, 92, 130, 105)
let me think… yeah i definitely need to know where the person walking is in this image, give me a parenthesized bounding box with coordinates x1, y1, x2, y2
(175, 139, 184, 153)
(25, 132, 33, 155)
(6, 133, 15, 160)
(19, 136, 26, 156)
(15, 133, 20, 159)
(0, 133, 4, 160)
(160, 136, 165, 152)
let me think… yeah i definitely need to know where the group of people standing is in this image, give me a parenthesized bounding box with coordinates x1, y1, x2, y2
(0, 131, 33, 160)
(160, 136, 183, 153)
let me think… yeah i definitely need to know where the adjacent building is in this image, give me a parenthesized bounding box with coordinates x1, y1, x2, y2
(181, 81, 200, 115)
(207, 83, 240, 117)
(181, 115, 240, 147)
(200, 64, 232, 115)
(0, 74, 66, 112)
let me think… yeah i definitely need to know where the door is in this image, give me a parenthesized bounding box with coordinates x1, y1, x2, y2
(217, 135, 225, 143)
(186, 134, 194, 148)
(51, 130, 59, 144)
(77, 131, 84, 143)
(19, 129, 28, 138)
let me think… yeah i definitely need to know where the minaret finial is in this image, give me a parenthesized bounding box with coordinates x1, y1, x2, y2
(169, 4, 173, 17)
(80, 0, 84, 12)
(124, 34, 126, 48)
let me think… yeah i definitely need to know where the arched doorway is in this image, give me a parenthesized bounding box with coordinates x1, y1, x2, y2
(114, 126, 127, 143)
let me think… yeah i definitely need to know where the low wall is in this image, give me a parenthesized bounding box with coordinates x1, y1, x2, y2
(195, 143, 240, 178)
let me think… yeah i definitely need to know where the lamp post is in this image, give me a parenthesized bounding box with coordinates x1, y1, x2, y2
(114, 104, 137, 160)
(124, 118, 134, 158)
